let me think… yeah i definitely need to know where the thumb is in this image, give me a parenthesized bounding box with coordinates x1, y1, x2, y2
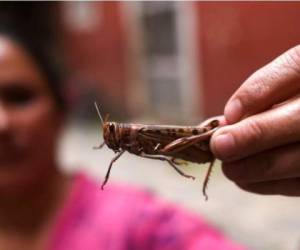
(210, 98, 300, 162)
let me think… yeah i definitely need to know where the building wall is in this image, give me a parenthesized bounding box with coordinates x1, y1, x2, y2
(60, 2, 129, 117)
(196, 2, 300, 116)
(60, 3, 300, 120)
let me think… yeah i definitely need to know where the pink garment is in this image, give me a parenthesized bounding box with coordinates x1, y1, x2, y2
(48, 173, 245, 250)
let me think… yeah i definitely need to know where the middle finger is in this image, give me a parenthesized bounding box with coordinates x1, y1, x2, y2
(222, 142, 300, 183)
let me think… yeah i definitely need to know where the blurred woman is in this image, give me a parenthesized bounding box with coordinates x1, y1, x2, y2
(0, 4, 243, 250)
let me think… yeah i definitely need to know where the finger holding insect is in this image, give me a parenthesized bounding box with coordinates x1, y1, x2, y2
(223, 45, 300, 124)
(235, 178, 300, 196)
(222, 142, 300, 184)
(210, 97, 300, 162)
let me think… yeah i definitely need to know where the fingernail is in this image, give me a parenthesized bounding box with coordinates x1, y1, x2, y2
(213, 133, 236, 160)
(225, 99, 243, 124)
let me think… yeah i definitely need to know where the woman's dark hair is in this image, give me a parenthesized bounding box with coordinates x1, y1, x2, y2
(0, 3, 66, 111)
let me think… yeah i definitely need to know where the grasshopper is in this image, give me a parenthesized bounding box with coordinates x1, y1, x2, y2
(94, 102, 220, 200)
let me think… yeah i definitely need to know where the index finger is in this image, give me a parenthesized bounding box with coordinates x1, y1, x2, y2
(225, 45, 300, 124)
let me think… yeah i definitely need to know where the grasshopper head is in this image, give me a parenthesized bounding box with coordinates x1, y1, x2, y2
(103, 122, 120, 152)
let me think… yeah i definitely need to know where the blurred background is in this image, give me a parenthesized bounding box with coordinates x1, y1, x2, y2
(4, 2, 300, 250)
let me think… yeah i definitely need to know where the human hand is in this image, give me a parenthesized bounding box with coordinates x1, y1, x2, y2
(210, 45, 300, 196)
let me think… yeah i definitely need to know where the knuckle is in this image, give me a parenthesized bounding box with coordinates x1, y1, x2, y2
(235, 69, 274, 112)
(249, 75, 270, 100)
(259, 153, 277, 178)
(279, 45, 300, 77)
(241, 119, 266, 151)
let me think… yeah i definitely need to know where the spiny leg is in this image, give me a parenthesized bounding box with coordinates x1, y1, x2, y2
(101, 150, 125, 189)
(93, 141, 106, 150)
(141, 154, 195, 180)
(161, 128, 218, 154)
(202, 160, 215, 201)
(154, 143, 161, 152)
(171, 158, 188, 166)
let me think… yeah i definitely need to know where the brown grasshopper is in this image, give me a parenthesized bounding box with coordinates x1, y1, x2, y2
(94, 102, 220, 200)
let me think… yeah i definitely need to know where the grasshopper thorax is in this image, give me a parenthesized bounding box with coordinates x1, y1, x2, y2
(103, 122, 121, 152)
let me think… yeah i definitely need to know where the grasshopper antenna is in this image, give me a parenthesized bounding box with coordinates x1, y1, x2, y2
(93, 102, 105, 150)
(94, 102, 104, 126)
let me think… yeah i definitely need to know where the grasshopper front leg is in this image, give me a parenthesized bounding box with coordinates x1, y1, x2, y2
(101, 150, 125, 189)
(93, 141, 106, 150)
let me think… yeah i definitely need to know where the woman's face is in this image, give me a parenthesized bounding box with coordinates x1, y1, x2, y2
(0, 36, 62, 192)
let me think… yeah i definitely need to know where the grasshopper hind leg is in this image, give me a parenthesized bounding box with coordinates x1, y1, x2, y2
(140, 154, 195, 180)
(171, 158, 188, 166)
(202, 160, 215, 201)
